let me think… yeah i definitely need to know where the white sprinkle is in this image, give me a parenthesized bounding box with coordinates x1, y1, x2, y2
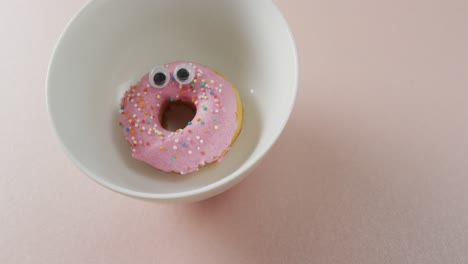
(175, 139, 179, 143)
(219, 89, 222, 92)
(200, 140, 204, 144)
(196, 136, 200, 140)
(137, 93, 141, 96)
(173, 145, 178, 150)
(157, 104, 160, 107)
(131, 99, 135, 102)
(214, 125, 219, 130)
(133, 114, 137, 118)
(197, 147, 201, 150)
(146, 84, 150, 88)
(215, 109, 219, 113)
(135, 123, 139, 127)
(137, 108, 141, 112)
(134, 104, 138, 107)
(188, 150, 193, 155)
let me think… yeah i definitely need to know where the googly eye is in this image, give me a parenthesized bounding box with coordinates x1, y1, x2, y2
(149, 66, 170, 88)
(174, 63, 195, 84)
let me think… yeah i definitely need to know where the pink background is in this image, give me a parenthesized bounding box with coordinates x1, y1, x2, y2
(2, 0, 468, 263)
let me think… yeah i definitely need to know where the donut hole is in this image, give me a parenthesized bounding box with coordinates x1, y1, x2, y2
(160, 100, 197, 132)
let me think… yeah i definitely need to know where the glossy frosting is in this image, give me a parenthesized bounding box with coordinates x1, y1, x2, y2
(119, 62, 242, 174)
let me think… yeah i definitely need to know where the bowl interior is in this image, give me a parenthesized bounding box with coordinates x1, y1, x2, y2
(48, 0, 297, 196)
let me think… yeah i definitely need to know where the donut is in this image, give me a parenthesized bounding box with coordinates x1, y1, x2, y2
(119, 61, 243, 175)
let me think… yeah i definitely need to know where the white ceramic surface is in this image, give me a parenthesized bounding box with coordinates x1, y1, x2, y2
(47, 0, 298, 202)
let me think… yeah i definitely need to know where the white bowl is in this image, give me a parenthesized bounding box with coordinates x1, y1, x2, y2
(47, 0, 298, 203)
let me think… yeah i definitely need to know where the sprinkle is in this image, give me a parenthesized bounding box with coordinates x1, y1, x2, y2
(188, 121, 192, 125)
(201, 82, 206, 87)
(169, 97, 175, 102)
(190, 83, 195, 87)
(214, 125, 219, 130)
(204, 129, 208, 133)
(120, 106, 125, 110)
(196, 136, 200, 140)
(156, 94, 160, 99)
(147, 120, 151, 124)
(173, 145, 178, 150)
(126, 128, 130, 133)
(133, 140, 137, 144)
(194, 79, 197, 83)
(145, 142, 150, 146)
(201, 151, 206, 156)
(188, 150, 193, 155)
(172, 157, 177, 161)
(188, 130, 192, 133)
(219, 89, 222, 92)
(182, 142, 187, 147)
(200, 140, 204, 144)
(203, 106, 208, 111)
(196, 118, 201, 122)
(157, 131, 163, 136)
(209, 90, 214, 95)
(200, 120, 205, 125)
(210, 80, 215, 84)
(175, 139, 179, 143)
(130, 129, 136, 134)
(213, 117, 218, 121)
(134, 104, 138, 107)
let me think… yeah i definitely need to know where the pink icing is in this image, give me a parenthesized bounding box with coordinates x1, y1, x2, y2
(119, 61, 241, 174)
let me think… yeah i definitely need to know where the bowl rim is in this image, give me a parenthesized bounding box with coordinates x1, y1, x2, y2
(46, 0, 299, 201)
